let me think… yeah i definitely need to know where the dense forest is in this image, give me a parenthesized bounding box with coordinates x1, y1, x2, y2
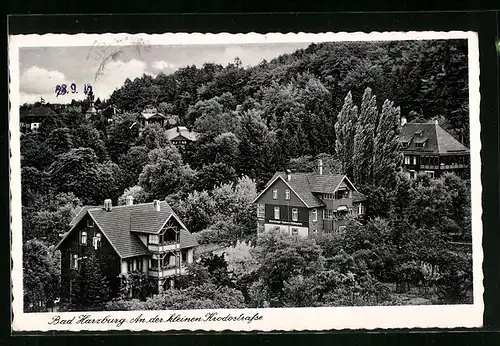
(21, 39, 472, 312)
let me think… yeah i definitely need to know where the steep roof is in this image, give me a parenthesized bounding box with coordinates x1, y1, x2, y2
(352, 191, 367, 203)
(165, 126, 198, 142)
(399, 122, 469, 154)
(256, 171, 364, 208)
(58, 201, 198, 259)
(69, 205, 99, 227)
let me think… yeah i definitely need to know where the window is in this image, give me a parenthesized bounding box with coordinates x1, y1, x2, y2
(323, 209, 334, 220)
(312, 209, 317, 222)
(285, 189, 290, 200)
(92, 233, 102, 250)
(80, 231, 87, 245)
(274, 207, 280, 220)
(148, 234, 159, 244)
(86, 218, 94, 228)
(257, 204, 265, 218)
(150, 256, 158, 270)
(70, 254, 78, 270)
(292, 208, 298, 221)
(335, 189, 349, 199)
(272, 189, 278, 199)
(404, 155, 411, 165)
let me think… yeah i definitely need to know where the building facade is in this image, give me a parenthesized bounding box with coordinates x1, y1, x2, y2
(165, 126, 198, 147)
(399, 117, 470, 179)
(139, 106, 168, 127)
(55, 199, 198, 303)
(253, 160, 366, 238)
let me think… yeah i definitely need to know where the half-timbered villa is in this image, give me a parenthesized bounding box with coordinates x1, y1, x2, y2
(399, 117, 470, 179)
(55, 198, 198, 303)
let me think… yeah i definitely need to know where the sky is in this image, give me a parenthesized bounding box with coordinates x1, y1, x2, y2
(18, 43, 311, 104)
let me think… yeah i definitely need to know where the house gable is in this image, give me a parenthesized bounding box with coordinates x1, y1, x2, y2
(56, 212, 124, 259)
(170, 134, 192, 142)
(336, 176, 359, 193)
(57, 212, 122, 302)
(254, 175, 308, 208)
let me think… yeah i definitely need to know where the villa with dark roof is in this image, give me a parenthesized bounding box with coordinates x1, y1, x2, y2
(55, 198, 198, 302)
(399, 117, 470, 179)
(252, 160, 366, 237)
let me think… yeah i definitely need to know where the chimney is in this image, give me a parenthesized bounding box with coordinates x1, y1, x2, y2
(153, 200, 161, 211)
(126, 196, 134, 206)
(286, 169, 291, 181)
(104, 199, 112, 212)
(318, 159, 323, 175)
(401, 116, 407, 126)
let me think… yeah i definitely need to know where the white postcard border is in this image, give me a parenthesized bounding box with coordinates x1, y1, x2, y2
(9, 31, 483, 332)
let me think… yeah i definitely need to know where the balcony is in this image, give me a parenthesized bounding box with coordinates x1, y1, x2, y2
(147, 265, 186, 278)
(147, 241, 180, 253)
(420, 164, 468, 170)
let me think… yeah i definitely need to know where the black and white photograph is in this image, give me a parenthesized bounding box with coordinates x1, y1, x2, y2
(9, 32, 482, 332)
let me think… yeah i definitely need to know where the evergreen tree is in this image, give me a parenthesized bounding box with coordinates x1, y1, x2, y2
(71, 251, 111, 311)
(373, 99, 403, 188)
(352, 87, 378, 185)
(334, 92, 358, 177)
(236, 110, 269, 185)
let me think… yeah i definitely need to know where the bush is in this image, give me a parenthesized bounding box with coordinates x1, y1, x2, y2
(194, 220, 240, 245)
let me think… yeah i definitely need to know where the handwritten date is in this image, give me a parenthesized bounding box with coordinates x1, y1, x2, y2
(55, 83, 92, 97)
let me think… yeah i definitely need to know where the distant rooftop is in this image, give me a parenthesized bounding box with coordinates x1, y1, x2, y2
(165, 126, 198, 142)
(399, 119, 469, 154)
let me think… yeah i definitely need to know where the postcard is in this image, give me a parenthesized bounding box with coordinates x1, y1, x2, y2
(9, 31, 483, 332)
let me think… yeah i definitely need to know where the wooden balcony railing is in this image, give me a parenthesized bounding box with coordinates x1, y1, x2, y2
(147, 265, 186, 278)
(148, 241, 180, 252)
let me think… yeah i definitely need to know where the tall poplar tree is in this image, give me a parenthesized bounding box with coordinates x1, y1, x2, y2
(334, 92, 358, 177)
(373, 99, 403, 188)
(352, 87, 378, 186)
